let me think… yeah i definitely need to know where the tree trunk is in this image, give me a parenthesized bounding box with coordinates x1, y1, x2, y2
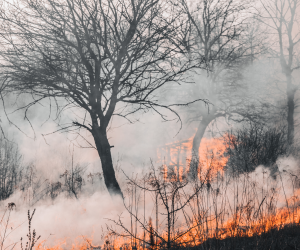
(92, 126, 123, 198)
(287, 74, 295, 145)
(189, 112, 216, 180)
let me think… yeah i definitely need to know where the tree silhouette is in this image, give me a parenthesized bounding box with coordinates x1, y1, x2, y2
(180, 0, 265, 178)
(0, 0, 197, 196)
(259, 0, 300, 145)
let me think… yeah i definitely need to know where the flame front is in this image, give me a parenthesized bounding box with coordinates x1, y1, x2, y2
(158, 136, 230, 182)
(31, 137, 300, 250)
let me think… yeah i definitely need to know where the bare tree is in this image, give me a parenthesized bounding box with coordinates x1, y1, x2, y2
(109, 165, 206, 249)
(179, 0, 265, 178)
(258, 0, 300, 145)
(0, 137, 22, 201)
(0, 0, 196, 197)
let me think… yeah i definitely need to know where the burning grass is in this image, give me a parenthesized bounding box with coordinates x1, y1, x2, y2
(1, 130, 300, 250)
(193, 223, 300, 250)
(102, 131, 300, 250)
(101, 160, 300, 250)
(34, 236, 99, 250)
(37, 161, 300, 250)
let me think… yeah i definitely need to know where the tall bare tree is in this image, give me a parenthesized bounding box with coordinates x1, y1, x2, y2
(180, 0, 264, 178)
(0, 0, 195, 197)
(259, 0, 300, 145)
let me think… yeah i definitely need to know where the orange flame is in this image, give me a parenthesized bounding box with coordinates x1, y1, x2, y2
(35, 135, 299, 249)
(35, 236, 99, 250)
(158, 136, 231, 182)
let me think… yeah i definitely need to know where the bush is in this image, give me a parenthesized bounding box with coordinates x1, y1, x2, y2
(224, 124, 288, 174)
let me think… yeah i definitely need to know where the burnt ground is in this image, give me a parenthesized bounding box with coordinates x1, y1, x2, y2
(184, 224, 300, 250)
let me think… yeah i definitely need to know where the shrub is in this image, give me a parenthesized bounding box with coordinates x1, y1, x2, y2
(224, 123, 288, 174)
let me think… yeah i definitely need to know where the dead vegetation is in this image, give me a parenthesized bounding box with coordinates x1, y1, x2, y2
(0, 125, 300, 250)
(105, 124, 300, 250)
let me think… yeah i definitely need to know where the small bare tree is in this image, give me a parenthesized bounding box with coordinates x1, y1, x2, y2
(179, 0, 266, 178)
(109, 164, 207, 249)
(59, 164, 85, 199)
(0, 0, 198, 197)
